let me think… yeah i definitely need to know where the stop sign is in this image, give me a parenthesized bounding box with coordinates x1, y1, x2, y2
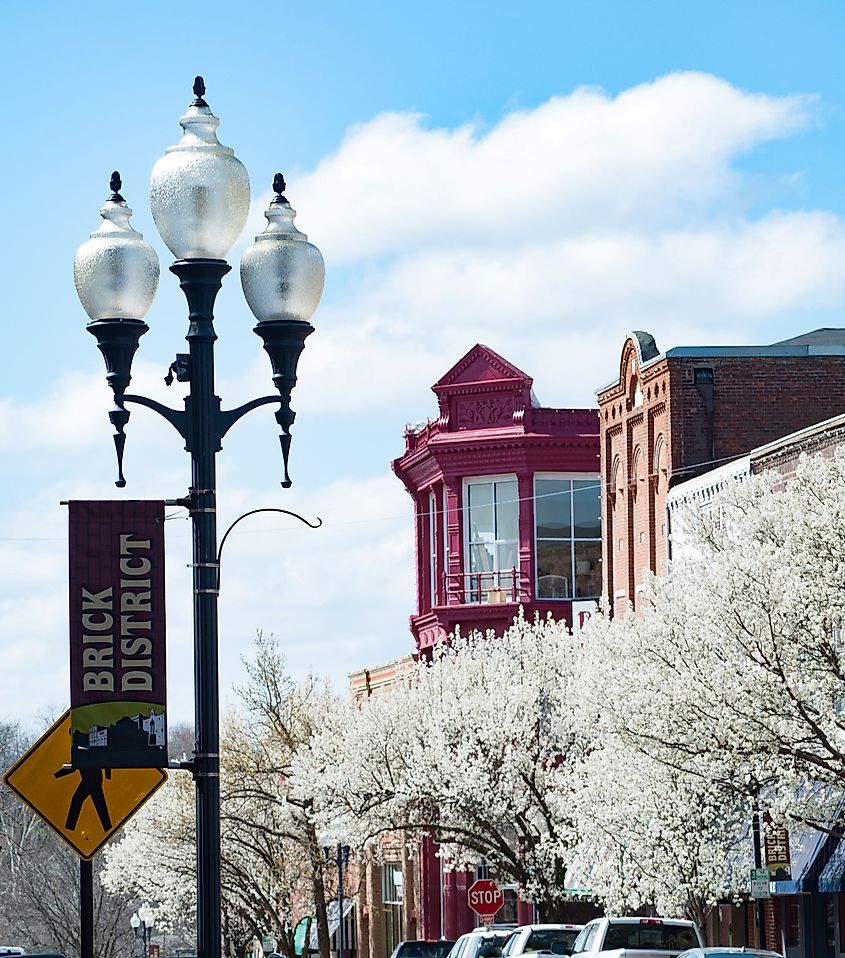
(468, 878, 504, 919)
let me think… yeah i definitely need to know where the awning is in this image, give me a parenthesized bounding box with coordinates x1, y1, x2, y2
(819, 835, 845, 893)
(771, 822, 835, 895)
(564, 844, 621, 898)
(309, 900, 354, 950)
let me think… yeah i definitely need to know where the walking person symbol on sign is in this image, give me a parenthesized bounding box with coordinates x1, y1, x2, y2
(54, 766, 113, 831)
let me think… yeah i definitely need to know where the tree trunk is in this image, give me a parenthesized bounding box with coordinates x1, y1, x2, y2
(309, 830, 331, 958)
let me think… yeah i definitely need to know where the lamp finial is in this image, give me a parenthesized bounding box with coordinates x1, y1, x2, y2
(109, 171, 124, 201)
(273, 173, 286, 196)
(192, 75, 208, 106)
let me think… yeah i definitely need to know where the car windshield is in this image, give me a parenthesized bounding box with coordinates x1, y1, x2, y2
(603, 924, 698, 952)
(398, 945, 457, 958)
(524, 930, 580, 955)
(470, 933, 513, 958)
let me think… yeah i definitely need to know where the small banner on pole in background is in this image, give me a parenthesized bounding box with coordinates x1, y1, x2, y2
(69, 501, 167, 769)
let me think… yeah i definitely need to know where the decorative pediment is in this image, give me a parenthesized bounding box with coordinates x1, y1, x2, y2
(434, 344, 533, 391)
(432, 344, 534, 431)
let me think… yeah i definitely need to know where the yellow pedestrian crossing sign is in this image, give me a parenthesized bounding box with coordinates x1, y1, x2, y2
(2, 710, 167, 860)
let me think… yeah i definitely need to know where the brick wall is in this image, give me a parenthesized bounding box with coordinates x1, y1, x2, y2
(599, 337, 845, 611)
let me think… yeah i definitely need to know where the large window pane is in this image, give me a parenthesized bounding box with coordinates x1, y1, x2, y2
(572, 480, 601, 538)
(535, 479, 571, 538)
(495, 480, 519, 541)
(468, 482, 494, 542)
(498, 541, 518, 576)
(536, 540, 571, 598)
(466, 477, 520, 603)
(574, 541, 602, 598)
(470, 541, 495, 573)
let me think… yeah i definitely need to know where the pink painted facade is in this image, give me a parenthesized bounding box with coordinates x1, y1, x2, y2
(392, 344, 601, 940)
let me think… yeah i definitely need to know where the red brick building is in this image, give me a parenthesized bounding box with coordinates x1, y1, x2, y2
(597, 328, 845, 612)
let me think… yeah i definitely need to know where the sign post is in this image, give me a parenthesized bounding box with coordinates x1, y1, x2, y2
(468, 879, 504, 925)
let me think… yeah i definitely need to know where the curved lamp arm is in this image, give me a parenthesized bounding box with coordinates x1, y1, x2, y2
(216, 507, 322, 591)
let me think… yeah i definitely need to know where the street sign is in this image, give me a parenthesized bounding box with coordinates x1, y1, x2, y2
(468, 879, 504, 920)
(2, 710, 167, 860)
(750, 867, 771, 899)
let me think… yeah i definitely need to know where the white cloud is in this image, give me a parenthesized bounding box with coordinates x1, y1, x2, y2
(290, 72, 815, 264)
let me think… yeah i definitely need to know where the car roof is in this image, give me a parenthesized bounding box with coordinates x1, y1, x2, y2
(517, 925, 584, 931)
(679, 950, 782, 958)
(593, 918, 696, 927)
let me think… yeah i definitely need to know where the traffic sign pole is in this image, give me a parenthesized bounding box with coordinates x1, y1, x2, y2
(81, 858, 94, 958)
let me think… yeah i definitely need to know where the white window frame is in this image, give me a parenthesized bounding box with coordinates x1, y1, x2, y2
(429, 489, 437, 605)
(462, 474, 519, 602)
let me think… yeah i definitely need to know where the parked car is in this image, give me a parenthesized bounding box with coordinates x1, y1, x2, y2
(572, 918, 704, 958)
(448, 929, 515, 958)
(501, 924, 584, 957)
(390, 941, 457, 958)
(677, 950, 783, 958)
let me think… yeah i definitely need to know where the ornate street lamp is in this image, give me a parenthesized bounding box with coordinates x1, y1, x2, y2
(323, 844, 351, 958)
(74, 78, 324, 958)
(130, 904, 155, 957)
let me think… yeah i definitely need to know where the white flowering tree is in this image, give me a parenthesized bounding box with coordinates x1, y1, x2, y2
(570, 450, 845, 922)
(565, 742, 750, 929)
(102, 635, 338, 958)
(294, 614, 588, 919)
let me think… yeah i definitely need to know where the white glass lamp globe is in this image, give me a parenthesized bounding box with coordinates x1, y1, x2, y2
(73, 173, 160, 321)
(150, 77, 250, 261)
(240, 174, 325, 324)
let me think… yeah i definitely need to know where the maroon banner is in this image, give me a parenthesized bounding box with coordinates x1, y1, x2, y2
(764, 821, 791, 881)
(69, 501, 167, 768)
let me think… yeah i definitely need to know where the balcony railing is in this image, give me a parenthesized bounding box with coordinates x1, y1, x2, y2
(444, 568, 519, 605)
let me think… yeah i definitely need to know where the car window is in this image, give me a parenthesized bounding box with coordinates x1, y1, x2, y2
(573, 925, 599, 954)
(399, 944, 458, 958)
(524, 931, 580, 956)
(602, 924, 698, 952)
(477, 939, 509, 958)
(449, 937, 470, 958)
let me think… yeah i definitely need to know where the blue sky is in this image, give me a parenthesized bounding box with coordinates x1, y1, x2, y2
(2, 0, 845, 727)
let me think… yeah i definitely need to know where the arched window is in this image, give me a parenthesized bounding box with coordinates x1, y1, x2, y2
(631, 446, 643, 494)
(653, 435, 665, 488)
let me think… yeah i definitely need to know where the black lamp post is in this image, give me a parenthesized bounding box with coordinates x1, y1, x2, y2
(130, 905, 155, 958)
(74, 79, 324, 958)
(323, 844, 350, 958)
